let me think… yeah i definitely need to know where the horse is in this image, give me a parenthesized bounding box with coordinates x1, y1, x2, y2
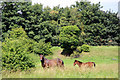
(40, 54, 64, 68)
(73, 60, 95, 68)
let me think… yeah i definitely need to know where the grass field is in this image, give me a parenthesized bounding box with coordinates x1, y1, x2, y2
(2, 46, 119, 78)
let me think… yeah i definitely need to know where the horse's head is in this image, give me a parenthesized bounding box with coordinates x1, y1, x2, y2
(73, 60, 78, 66)
(40, 54, 44, 61)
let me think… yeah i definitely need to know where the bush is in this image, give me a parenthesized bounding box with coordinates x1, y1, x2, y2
(81, 44, 90, 52)
(2, 39, 35, 71)
(76, 46, 82, 53)
(33, 40, 53, 55)
(2, 28, 36, 71)
(2, 27, 54, 71)
(59, 25, 81, 49)
(70, 51, 80, 58)
(59, 25, 81, 55)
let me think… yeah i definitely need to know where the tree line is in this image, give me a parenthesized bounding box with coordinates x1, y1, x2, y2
(2, 1, 119, 46)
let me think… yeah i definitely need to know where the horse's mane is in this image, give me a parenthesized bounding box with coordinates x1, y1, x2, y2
(75, 60, 82, 63)
(41, 55, 47, 60)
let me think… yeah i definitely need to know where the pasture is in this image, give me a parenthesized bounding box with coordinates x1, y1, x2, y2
(2, 46, 118, 78)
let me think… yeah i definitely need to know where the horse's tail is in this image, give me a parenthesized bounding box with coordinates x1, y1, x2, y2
(92, 62, 95, 67)
(57, 58, 64, 67)
(62, 60, 64, 67)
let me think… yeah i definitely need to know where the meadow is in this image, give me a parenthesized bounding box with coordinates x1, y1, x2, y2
(2, 46, 118, 78)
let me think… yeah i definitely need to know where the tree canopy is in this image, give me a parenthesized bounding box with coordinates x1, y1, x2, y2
(2, 1, 119, 45)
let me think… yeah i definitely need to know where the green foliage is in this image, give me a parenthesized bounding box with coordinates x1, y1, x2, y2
(2, 1, 119, 47)
(2, 28, 36, 71)
(2, 2, 32, 41)
(33, 40, 52, 55)
(84, 23, 105, 45)
(76, 46, 82, 53)
(59, 25, 81, 50)
(59, 25, 82, 56)
(2, 27, 54, 71)
(71, 44, 90, 58)
(71, 1, 119, 45)
(70, 51, 80, 58)
(9, 27, 28, 39)
(81, 44, 90, 52)
(2, 39, 35, 71)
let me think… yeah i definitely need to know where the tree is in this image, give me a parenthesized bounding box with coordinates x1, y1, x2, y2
(2, 1, 119, 47)
(2, 2, 32, 41)
(70, 1, 119, 45)
(33, 40, 52, 55)
(2, 28, 36, 71)
(59, 25, 81, 56)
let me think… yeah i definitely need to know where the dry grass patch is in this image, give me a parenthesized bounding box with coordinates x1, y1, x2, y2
(2, 63, 118, 78)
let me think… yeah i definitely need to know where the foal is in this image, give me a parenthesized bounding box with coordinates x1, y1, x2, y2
(73, 60, 95, 68)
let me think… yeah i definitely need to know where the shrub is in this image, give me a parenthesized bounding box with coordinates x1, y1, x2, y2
(59, 25, 81, 55)
(76, 46, 82, 53)
(81, 44, 90, 52)
(70, 51, 80, 58)
(2, 39, 35, 71)
(59, 25, 81, 49)
(33, 40, 53, 55)
(2, 28, 36, 71)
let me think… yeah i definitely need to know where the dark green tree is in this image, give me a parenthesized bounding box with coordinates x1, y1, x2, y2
(2, 28, 36, 71)
(59, 25, 81, 56)
(2, 2, 32, 41)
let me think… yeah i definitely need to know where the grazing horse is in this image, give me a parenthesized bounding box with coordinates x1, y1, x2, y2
(73, 60, 95, 68)
(40, 54, 64, 68)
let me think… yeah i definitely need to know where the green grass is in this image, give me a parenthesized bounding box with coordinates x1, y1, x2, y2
(2, 46, 118, 78)
(78, 46, 118, 64)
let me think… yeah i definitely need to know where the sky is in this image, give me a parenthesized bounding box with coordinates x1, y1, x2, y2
(32, 0, 119, 13)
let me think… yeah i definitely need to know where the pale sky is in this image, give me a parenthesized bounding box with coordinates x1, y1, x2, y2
(32, 0, 119, 13)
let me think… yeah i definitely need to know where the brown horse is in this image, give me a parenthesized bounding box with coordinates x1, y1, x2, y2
(40, 54, 64, 68)
(73, 60, 95, 68)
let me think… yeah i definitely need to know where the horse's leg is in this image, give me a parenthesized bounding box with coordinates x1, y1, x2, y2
(58, 60, 61, 67)
(89, 62, 94, 68)
(56, 58, 60, 67)
(88, 62, 94, 68)
(58, 59, 64, 67)
(82, 63, 86, 67)
(44, 62, 49, 68)
(45, 63, 49, 68)
(83, 63, 89, 68)
(87, 63, 91, 68)
(78, 63, 82, 67)
(89, 64, 92, 68)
